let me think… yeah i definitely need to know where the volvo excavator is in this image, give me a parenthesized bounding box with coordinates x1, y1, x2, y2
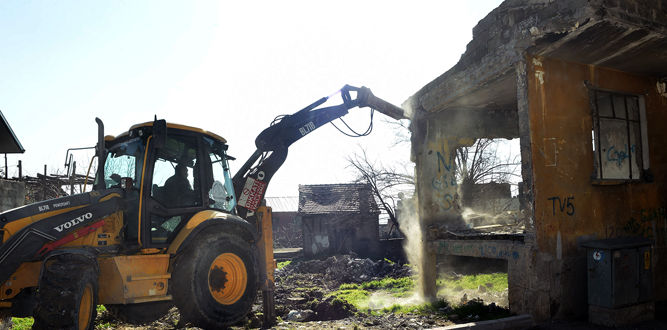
(0, 85, 405, 329)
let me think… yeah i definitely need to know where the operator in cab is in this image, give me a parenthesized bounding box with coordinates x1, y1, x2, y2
(164, 163, 192, 206)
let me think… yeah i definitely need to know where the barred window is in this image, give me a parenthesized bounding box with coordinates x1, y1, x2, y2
(589, 89, 648, 182)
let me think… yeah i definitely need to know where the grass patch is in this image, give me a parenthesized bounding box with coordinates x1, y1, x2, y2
(338, 277, 414, 294)
(331, 272, 508, 319)
(12, 317, 33, 330)
(358, 277, 415, 292)
(379, 299, 449, 315)
(437, 273, 507, 292)
(12, 305, 110, 330)
(332, 289, 371, 308)
(97, 321, 115, 329)
(277, 260, 291, 269)
(332, 277, 419, 312)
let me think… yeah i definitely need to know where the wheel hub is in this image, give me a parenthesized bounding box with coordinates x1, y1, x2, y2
(209, 265, 228, 292)
(208, 253, 247, 305)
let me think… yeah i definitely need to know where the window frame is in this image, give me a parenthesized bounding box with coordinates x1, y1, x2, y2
(587, 84, 650, 184)
(142, 130, 207, 248)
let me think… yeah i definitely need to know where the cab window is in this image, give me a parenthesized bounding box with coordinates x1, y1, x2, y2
(149, 135, 201, 244)
(204, 137, 236, 212)
(103, 137, 146, 189)
(150, 135, 201, 208)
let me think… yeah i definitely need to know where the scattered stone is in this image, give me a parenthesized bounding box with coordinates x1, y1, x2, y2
(288, 297, 307, 305)
(286, 309, 316, 322)
(278, 254, 411, 287)
(439, 306, 453, 314)
(477, 285, 487, 293)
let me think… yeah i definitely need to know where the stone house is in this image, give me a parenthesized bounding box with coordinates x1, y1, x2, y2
(404, 0, 667, 325)
(298, 183, 382, 257)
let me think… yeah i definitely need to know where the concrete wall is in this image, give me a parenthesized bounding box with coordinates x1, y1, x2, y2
(0, 180, 25, 212)
(527, 54, 667, 256)
(406, 0, 667, 323)
(413, 56, 667, 321)
(302, 214, 381, 257)
(525, 54, 667, 315)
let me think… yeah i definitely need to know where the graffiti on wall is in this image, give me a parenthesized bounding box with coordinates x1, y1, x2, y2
(605, 207, 666, 245)
(436, 241, 520, 260)
(547, 197, 575, 216)
(427, 139, 458, 212)
(426, 138, 474, 212)
(606, 144, 635, 167)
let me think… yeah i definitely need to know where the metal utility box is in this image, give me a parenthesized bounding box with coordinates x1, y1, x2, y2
(581, 236, 653, 308)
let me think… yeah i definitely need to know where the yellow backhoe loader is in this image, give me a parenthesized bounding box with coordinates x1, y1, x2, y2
(0, 85, 405, 329)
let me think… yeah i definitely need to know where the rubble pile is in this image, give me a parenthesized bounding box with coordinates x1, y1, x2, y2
(276, 253, 412, 286)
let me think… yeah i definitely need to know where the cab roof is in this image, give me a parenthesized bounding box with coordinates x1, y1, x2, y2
(109, 121, 227, 143)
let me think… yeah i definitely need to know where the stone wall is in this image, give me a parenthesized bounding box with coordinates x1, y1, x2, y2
(0, 180, 25, 212)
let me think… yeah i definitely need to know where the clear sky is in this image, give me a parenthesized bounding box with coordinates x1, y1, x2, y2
(1, 0, 504, 197)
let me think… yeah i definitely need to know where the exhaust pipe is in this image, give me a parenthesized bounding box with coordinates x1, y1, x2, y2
(95, 118, 105, 191)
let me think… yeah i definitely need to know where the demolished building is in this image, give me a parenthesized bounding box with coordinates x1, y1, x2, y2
(404, 0, 667, 324)
(298, 183, 382, 257)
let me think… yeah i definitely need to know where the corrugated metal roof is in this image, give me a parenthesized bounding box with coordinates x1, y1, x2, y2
(265, 196, 299, 213)
(297, 183, 381, 215)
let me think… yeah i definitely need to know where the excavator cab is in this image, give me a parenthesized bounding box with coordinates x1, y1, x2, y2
(99, 122, 238, 247)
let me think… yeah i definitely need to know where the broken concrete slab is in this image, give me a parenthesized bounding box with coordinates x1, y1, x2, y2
(404, 0, 667, 117)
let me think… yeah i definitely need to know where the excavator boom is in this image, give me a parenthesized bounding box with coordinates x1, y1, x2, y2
(232, 85, 405, 217)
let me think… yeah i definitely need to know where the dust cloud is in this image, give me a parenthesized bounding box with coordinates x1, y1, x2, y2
(396, 195, 426, 303)
(367, 291, 423, 310)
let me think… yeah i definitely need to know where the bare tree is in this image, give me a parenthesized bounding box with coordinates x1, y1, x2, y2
(380, 118, 412, 148)
(455, 139, 521, 211)
(383, 119, 521, 213)
(345, 145, 414, 237)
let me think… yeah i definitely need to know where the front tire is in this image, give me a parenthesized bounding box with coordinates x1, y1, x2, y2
(172, 230, 259, 329)
(33, 255, 98, 330)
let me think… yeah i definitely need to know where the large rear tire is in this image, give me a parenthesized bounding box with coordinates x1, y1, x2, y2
(105, 301, 174, 325)
(172, 230, 259, 329)
(32, 255, 98, 330)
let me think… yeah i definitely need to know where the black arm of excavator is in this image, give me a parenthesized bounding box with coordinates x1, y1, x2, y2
(232, 85, 405, 218)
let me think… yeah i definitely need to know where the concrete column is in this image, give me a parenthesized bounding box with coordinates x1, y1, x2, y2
(419, 238, 437, 301)
(413, 117, 475, 300)
(515, 58, 536, 243)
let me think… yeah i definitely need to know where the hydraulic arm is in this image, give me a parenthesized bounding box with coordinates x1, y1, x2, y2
(232, 85, 406, 218)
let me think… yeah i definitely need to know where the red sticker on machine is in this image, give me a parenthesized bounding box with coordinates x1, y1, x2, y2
(238, 177, 266, 210)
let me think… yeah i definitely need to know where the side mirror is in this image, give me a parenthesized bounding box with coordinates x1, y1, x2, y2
(153, 118, 167, 148)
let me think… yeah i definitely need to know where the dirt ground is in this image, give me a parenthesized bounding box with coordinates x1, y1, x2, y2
(92, 254, 667, 330)
(94, 254, 511, 330)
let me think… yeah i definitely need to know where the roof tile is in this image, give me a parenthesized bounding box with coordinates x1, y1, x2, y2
(297, 183, 381, 215)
